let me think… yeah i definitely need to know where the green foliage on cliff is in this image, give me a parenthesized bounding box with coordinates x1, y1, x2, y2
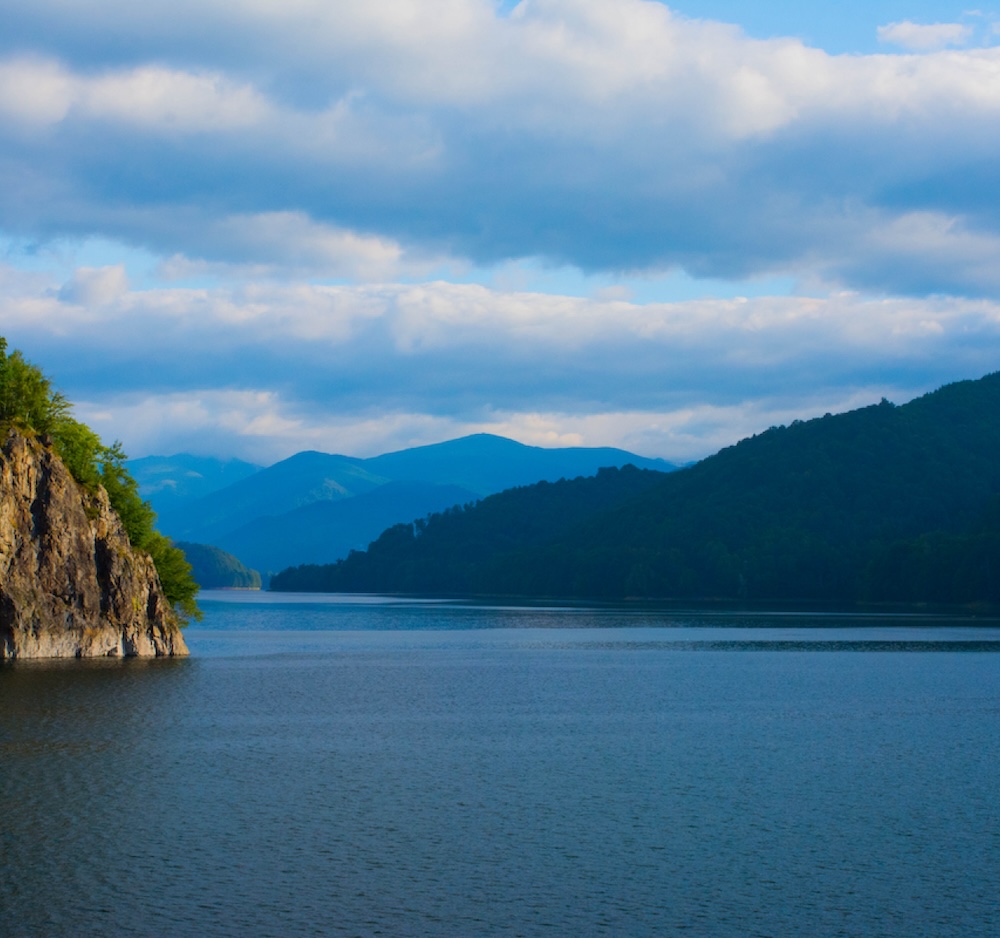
(0, 337, 200, 622)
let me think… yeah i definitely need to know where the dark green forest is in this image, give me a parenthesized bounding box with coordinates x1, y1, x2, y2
(0, 337, 200, 621)
(272, 464, 669, 595)
(272, 372, 1000, 606)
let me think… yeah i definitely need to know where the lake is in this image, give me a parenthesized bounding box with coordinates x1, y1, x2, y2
(2, 592, 999, 937)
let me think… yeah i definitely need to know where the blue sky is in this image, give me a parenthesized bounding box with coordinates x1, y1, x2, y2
(1, 0, 999, 463)
(666, 2, 998, 52)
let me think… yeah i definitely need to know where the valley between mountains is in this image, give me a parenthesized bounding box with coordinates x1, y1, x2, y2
(130, 434, 676, 584)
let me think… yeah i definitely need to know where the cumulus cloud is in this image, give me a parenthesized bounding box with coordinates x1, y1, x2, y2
(0, 57, 75, 125)
(2, 1, 1000, 464)
(154, 212, 442, 281)
(4, 266, 999, 461)
(73, 391, 491, 464)
(21, 272, 998, 377)
(0, 58, 270, 131)
(877, 21, 972, 51)
(58, 265, 129, 306)
(0, 2, 999, 294)
(73, 389, 900, 465)
(84, 66, 269, 131)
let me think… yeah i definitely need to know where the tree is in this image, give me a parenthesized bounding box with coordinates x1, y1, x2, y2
(0, 337, 200, 621)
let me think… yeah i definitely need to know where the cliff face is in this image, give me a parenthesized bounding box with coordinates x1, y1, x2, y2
(0, 430, 188, 659)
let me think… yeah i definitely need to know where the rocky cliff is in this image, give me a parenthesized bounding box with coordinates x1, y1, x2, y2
(0, 430, 188, 659)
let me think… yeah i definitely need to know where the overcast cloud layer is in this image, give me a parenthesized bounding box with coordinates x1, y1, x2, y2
(1, 0, 999, 463)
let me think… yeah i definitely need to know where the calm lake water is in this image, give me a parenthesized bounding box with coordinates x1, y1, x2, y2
(2, 592, 999, 937)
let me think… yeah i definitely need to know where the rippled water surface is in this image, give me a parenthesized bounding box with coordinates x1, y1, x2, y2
(2, 593, 999, 937)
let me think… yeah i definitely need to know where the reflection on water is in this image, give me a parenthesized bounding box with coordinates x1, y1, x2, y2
(2, 596, 999, 937)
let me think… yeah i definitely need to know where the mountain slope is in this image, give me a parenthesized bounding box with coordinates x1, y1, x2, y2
(365, 433, 675, 495)
(215, 481, 479, 575)
(175, 542, 262, 590)
(151, 434, 676, 571)
(127, 453, 261, 518)
(271, 465, 672, 593)
(272, 373, 1000, 604)
(160, 450, 390, 543)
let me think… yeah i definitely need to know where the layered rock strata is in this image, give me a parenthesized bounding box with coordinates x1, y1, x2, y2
(0, 430, 188, 658)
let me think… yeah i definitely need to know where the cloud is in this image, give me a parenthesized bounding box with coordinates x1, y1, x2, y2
(73, 391, 487, 464)
(2, 0, 1000, 467)
(73, 389, 898, 466)
(877, 21, 973, 51)
(0, 57, 270, 131)
(155, 212, 440, 281)
(770, 209, 1000, 298)
(0, 2, 1000, 295)
(84, 66, 269, 131)
(17, 271, 1000, 375)
(5, 266, 999, 461)
(57, 264, 129, 305)
(0, 57, 75, 125)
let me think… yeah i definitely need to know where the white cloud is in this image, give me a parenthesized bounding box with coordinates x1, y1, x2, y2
(75, 389, 303, 463)
(0, 57, 270, 132)
(877, 21, 973, 51)
(73, 390, 493, 463)
(2, 5, 1000, 144)
(9, 266, 1000, 365)
(470, 390, 903, 461)
(4, 4, 1000, 293)
(156, 213, 422, 281)
(3, 264, 998, 461)
(2, 0, 1000, 471)
(58, 265, 129, 306)
(828, 211, 1000, 296)
(71, 384, 930, 466)
(0, 57, 75, 126)
(83, 66, 270, 131)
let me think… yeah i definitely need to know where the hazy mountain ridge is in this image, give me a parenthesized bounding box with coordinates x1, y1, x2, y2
(153, 451, 390, 545)
(271, 373, 1000, 605)
(128, 454, 262, 510)
(364, 434, 675, 493)
(137, 434, 676, 576)
(214, 481, 481, 576)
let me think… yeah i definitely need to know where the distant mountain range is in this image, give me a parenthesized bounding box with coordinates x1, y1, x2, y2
(272, 372, 1000, 606)
(130, 434, 676, 578)
(128, 453, 263, 510)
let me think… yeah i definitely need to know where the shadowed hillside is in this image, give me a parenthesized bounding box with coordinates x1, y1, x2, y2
(175, 542, 261, 590)
(215, 481, 480, 576)
(272, 373, 1000, 605)
(147, 434, 676, 574)
(271, 464, 671, 594)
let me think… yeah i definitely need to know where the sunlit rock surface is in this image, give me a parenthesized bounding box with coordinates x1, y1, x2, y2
(0, 430, 188, 659)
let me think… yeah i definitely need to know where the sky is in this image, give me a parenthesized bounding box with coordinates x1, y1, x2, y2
(2, 0, 1000, 465)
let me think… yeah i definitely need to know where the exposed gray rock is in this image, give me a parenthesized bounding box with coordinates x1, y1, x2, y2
(0, 430, 188, 659)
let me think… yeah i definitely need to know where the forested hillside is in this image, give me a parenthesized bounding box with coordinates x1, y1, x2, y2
(272, 372, 1000, 605)
(271, 465, 670, 594)
(175, 542, 261, 590)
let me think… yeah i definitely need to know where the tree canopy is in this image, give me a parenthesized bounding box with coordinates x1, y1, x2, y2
(272, 372, 1000, 608)
(0, 337, 200, 622)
